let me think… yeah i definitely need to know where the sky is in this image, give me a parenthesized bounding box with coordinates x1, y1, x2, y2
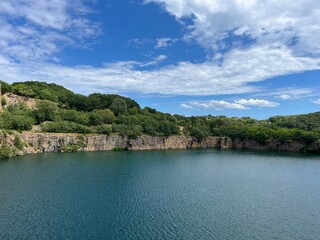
(0, 0, 320, 119)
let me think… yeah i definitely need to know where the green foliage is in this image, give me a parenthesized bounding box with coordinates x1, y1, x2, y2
(14, 135, 24, 150)
(113, 124, 143, 138)
(59, 109, 89, 125)
(190, 127, 208, 141)
(1, 97, 7, 106)
(10, 81, 140, 111)
(93, 124, 113, 134)
(89, 109, 115, 126)
(0, 145, 13, 159)
(0, 80, 13, 93)
(109, 98, 128, 116)
(12, 83, 36, 98)
(33, 100, 58, 123)
(0, 104, 34, 131)
(269, 112, 320, 130)
(41, 121, 92, 134)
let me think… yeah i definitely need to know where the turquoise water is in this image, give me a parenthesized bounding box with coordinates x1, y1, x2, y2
(0, 150, 319, 239)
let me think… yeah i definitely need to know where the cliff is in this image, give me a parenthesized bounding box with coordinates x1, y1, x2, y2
(0, 131, 315, 159)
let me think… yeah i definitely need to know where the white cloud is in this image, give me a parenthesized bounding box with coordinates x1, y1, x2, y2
(313, 99, 320, 105)
(180, 103, 193, 109)
(0, 45, 319, 96)
(147, 0, 320, 56)
(155, 38, 178, 49)
(181, 100, 247, 110)
(0, 0, 319, 99)
(0, 0, 99, 62)
(235, 99, 279, 107)
(181, 98, 279, 110)
(155, 55, 167, 61)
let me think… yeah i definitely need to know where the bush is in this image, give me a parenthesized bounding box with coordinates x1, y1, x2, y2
(0, 144, 13, 159)
(1, 97, 7, 106)
(59, 109, 89, 125)
(14, 135, 24, 150)
(41, 121, 91, 134)
(0, 113, 34, 131)
(93, 124, 113, 134)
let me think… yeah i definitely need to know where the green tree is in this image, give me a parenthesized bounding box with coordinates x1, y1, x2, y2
(109, 98, 127, 116)
(33, 100, 58, 123)
(89, 109, 115, 125)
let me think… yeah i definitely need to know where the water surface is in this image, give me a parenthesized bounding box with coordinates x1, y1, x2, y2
(0, 150, 319, 239)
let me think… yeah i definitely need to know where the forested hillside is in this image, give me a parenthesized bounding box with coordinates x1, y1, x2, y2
(0, 80, 319, 153)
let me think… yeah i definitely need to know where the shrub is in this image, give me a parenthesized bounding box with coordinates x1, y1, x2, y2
(41, 121, 91, 134)
(1, 97, 7, 106)
(0, 144, 13, 159)
(14, 135, 24, 150)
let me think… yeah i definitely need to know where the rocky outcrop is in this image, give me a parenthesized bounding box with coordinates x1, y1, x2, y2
(3, 93, 37, 109)
(0, 132, 317, 159)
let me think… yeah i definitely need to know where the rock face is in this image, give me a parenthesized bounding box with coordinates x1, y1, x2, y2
(3, 93, 37, 109)
(20, 133, 129, 153)
(0, 132, 316, 159)
(129, 135, 188, 150)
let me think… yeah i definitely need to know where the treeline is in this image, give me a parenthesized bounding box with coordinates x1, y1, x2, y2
(0, 81, 179, 137)
(0, 80, 319, 151)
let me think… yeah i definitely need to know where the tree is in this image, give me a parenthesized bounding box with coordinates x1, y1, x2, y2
(33, 100, 58, 123)
(89, 109, 115, 125)
(190, 126, 208, 141)
(109, 98, 127, 116)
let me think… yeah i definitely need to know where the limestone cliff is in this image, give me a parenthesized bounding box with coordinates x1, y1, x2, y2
(0, 131, 314, 159)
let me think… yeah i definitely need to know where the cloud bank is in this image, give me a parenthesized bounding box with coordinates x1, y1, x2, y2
(0, 0, 319, 97)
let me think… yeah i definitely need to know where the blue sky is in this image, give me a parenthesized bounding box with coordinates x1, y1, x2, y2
(0, 0, 320, 119)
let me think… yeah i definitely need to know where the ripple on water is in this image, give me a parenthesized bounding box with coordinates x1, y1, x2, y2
(0, 150, 319, 239)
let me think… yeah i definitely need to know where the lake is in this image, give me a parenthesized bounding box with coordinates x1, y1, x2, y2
(0, 150, 319, 239)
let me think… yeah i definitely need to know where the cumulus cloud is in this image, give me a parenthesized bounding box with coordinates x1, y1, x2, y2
(0, 0, 99, 62)
(146, 0, 320, 56)
(181, 98, 279, 110)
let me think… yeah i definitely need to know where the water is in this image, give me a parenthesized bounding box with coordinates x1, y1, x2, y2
(0, 150, 319, 240)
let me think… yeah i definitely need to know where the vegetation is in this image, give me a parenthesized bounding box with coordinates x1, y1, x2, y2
(0, 80, 319, 153)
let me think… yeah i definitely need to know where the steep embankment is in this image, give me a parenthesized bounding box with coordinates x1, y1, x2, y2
(1, 131, 317, 159)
